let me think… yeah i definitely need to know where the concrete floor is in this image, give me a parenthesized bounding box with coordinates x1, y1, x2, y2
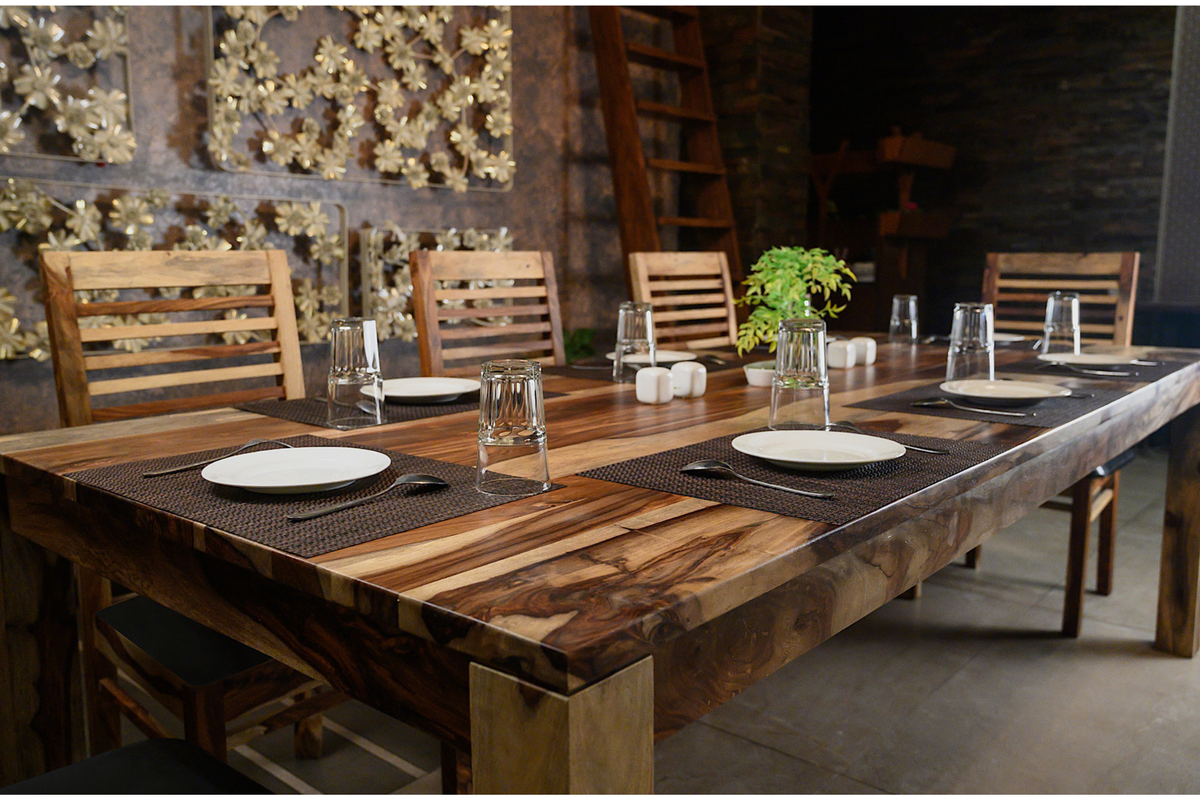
(124, 445, 1200, 793)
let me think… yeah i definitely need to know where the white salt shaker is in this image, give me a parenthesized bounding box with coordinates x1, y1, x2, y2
(671, 362, 707, 398)
(827, 340, 857, 369)
(850, 336, 877, 365)
(635, 366, 673, 404)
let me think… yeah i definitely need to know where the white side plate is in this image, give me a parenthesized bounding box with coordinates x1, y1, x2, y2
(201, 447, 392, 494)
(940, 379, 1070, 407)
(1036, 352, 1140, 366)
(731, 430, 906, 472)
(604, 350, 698, 365)
(362, 377, 481, 404)
(993, 332, 1026, 343)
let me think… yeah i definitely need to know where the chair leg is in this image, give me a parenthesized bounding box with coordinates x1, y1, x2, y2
(899, 580, 922, 600)
(441, 742, 472, 794)
(78, 568, 121, 756)
(1063, 477, 1098, 637)
(1096, 471, 1119, 596)
(965, 546, 982, 569)
(292, 688, 324, 759)
(183, 686, 228, 763)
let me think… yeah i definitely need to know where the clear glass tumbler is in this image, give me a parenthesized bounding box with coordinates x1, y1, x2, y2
(1042, 291, 1081, 356)
(889, 294, 920, 343)
(946, 302, 995, 381)
(769, 318, 830, 430)
(327, 317, 383, 430)
(476, 359, 551, 497)
(613, 301, 655, 383)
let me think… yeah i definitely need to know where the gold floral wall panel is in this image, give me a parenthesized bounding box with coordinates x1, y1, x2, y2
(361, 225, 513, 341)
(0, 7, 136, 164)
(206, 6, 514, 192)
(0, 178, 348, 359)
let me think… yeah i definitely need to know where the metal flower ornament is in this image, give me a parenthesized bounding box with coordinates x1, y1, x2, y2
(0, 7, 136, 163)
(207, 6, 514, 191)
(0, 178, 348, 359)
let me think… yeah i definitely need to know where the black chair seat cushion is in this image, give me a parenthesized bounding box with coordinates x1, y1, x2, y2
(1093, 448, 1136, 478)
(1, 738, 268, 794)
(97, 596, 272, 688)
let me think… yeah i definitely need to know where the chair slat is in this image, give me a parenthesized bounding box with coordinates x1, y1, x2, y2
(444, 340, 556, 361)
(436, 304, 550, 320)
(76, 295, 276, 317)
(995, 292, 1117, 305)
(992, 253, 1128, 275)
(996, 278, 1120, 292)
(648, 292, 729, 306)
(426, 253, 549, 282)
(645, 278, 725, 292)
(657, 321, 733, 339)
(89, 387, 285, 421)
(58, 250, 273, 290)
(653, 307, 729, 323)
(439, 322, 551, 341)
(435, 286, 548, 301)
(83, 341, 283, 371)
(993, 319, 1115, 334)
(639, 253, 725, 276)
(78, 317, 278, 343)
(89, 362, 285, 397)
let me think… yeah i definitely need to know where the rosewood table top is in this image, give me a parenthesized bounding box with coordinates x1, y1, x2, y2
(4, 341, 1200, 791)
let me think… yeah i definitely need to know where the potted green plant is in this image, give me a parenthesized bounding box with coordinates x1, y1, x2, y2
(735, 246, 856, 355)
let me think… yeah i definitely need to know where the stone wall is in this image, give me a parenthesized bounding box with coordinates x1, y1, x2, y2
(811, 7, 1176, 337)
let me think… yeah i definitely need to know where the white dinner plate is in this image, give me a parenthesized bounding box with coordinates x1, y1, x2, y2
(604, 350, 698, 365)
(940, 379, 1071, 407)
(1036, 352, 1141, 366)
(731, 430, 906, 472)
(362, 377, 480, 405)
(201, 447, 392, 494)
(993, 332, 1026, 343)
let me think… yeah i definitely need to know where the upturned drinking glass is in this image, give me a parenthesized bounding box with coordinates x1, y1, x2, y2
(946, 302, 995, 381)
(613, 301, 655, 383)
(476, 359, 551, 497)
(769, 318, 830, 430)
(1042, 291, 1081, 355)
(889, 294, 920, 343)
(326, 318, 383, 430)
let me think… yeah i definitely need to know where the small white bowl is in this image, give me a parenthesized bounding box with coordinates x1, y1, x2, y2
(744, 360, 775, 387)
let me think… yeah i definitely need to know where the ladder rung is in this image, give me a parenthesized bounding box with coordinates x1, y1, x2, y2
(647, 158, 725, 175)
(636, 100, 715, 123)
(658, 216, 736, 229)
(621, 6, 699, 22)
(625, 42, 705, 71)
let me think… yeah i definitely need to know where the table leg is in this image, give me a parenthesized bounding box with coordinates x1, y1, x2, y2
(1157, 405, 1200, 656)
(470, 657, 653, 793)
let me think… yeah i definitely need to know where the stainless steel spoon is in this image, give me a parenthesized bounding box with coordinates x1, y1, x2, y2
(286, 473, 449, 521)
(911, 398, 1029, 417)
(142, 439, 295, 477)
(680, 459, 834, 500)
(824, 421, 949, 455)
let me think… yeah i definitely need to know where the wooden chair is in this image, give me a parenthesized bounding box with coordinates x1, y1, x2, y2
(628, 251, 738, 350)
(39, 249, 344, 762)
(410, 250, 566, 376)
(980, 251, 1140, 636)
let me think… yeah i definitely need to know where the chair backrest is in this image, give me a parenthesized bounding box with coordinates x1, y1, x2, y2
(628, 251, 737, 350)
(40, 249, 305, 427)
(409, 250, 566, 376)
(981, 252, 1139, 346)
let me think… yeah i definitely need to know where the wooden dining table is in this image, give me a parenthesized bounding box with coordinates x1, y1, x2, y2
(3, 341, 1200, 792)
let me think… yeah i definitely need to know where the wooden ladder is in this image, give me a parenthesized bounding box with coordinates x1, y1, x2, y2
(589, 6, 742, 287)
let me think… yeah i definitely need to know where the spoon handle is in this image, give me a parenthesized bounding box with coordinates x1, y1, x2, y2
(734, 471, 833, 500)
(287, 479, 400, 522)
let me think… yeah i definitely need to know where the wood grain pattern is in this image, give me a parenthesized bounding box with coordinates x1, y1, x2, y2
(2, 340, 1199, 787)
(470, 658, 653, 793)
(39, 249, 306, 426)
(410, 250, 566, 377)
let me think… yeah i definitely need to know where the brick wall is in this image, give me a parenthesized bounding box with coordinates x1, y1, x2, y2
(701, 7, 812, 274)
(812, 7, 1176, 337)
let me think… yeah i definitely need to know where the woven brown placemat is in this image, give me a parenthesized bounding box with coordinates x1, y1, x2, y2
(65, 435, 559, 558)
(238, 392, 565, 428)
(997, 357, 1193, 382)
(846, 382, 1128, 428)
(580, 428, 1008, 528)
